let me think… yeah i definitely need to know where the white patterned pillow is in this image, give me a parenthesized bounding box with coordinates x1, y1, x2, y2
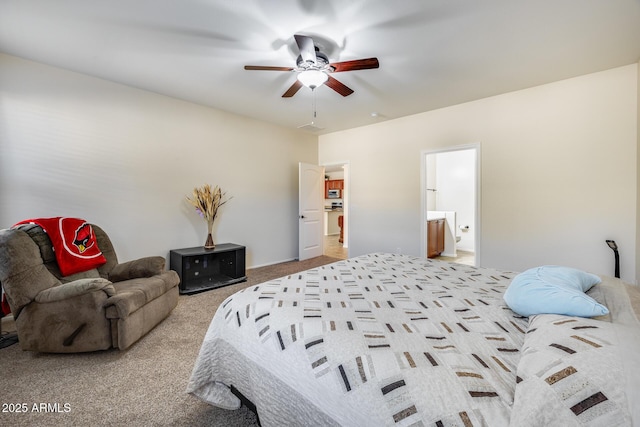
(510, 314, 630, 426)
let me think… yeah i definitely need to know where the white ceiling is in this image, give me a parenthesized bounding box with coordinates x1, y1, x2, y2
(1, 0, 639, 135)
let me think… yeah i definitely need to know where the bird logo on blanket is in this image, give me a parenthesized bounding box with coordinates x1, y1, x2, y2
(12, 217, 107, 276)
(73, 223, 94, 253)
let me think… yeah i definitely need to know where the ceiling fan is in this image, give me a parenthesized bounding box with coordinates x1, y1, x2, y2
(244, 34, 379, 98)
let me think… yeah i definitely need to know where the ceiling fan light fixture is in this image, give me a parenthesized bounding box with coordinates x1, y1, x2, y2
(245, 34, 378, 98)
(297, 70, 328, 89)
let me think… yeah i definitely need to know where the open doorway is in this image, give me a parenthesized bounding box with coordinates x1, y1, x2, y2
(322, 162, 349, 259)
(421, 145, 480, 266)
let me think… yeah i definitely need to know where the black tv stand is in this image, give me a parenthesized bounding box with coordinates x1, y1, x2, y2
(170, 244, 246, 295)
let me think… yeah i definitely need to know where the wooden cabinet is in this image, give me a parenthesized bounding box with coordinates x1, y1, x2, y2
(427, 219, 445, 258)
(170, 244, 246, 294)
(325, 179, 344, 190)
(325, 179, 344, 198)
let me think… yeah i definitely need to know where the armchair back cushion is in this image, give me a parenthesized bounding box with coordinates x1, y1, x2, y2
(13, 218, 108, 276)
(16, 223, 103, 283)
(0, 229, 61, 317)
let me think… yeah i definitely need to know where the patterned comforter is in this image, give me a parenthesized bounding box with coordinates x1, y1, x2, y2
(187, 253, 640, 426)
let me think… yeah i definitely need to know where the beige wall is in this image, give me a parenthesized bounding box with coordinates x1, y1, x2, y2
(320, 65, 638, 282)
(2, 52, 637, 279)
(0, 53, 318, 268)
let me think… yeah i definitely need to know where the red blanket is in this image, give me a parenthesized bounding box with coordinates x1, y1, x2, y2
(13, 217, 107, 276)
(1, 289, 10, 316)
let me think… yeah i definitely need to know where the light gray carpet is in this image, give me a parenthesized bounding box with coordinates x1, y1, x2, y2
(0, 255, 340, 427)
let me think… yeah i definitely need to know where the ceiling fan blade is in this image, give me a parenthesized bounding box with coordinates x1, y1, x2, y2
(244, 65, 295, 71)
(282, 80, 304, 98)
(330, 58, 379, 73)
(325, 76, 354, 97)
(294, 34, 317, 64)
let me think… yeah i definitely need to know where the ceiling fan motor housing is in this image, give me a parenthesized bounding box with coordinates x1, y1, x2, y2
(297, 50, 330, 71)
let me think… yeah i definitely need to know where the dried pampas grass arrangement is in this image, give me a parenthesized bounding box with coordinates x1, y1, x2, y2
(186, 184, 231, 249)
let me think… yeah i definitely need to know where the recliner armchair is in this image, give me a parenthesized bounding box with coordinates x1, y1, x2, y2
(0, 223, 179, 353)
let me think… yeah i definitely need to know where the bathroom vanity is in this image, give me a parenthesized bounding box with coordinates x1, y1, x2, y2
(427, 218, 445, 258)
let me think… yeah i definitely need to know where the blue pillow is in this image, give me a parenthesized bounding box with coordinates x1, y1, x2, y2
(503, 265, 608, 317)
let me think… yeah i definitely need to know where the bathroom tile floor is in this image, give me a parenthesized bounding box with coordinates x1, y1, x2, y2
(321, 236, 474, 265)
(435, 250, 475, 266)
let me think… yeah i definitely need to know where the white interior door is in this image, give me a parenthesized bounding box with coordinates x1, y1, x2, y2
(299, 162, 324, 260)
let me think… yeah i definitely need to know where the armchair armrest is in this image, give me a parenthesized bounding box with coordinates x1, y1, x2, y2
(34, 278, 115, 303)
(108, 256, 166, 282)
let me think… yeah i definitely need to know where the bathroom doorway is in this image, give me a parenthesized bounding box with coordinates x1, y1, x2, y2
(421, 145, 480, 266)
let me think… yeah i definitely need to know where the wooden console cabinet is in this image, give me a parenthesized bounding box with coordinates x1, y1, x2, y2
(427, 219, 445, 258)
(170, 244, 246, 294)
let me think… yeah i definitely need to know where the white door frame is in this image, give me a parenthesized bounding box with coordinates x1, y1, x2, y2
(420, 144, 481, 266)
(321, 161, 350, 257)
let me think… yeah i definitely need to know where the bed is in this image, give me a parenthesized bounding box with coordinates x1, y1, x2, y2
(187, 253, 640, 426)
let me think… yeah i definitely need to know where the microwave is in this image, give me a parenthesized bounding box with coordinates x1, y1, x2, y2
(327, 189, 341, 199)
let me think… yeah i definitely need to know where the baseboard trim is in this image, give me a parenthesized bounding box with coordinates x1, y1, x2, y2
(247, 258, 297, 270)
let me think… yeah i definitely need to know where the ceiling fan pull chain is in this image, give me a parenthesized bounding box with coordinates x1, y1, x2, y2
(313, 90, 317, 119)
